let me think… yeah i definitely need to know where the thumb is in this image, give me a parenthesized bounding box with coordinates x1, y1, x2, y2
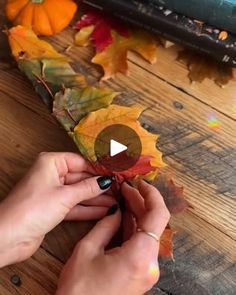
(82, 205, 121, 256)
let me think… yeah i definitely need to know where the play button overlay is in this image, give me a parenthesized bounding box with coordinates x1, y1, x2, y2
(94, 124, 142, 172)
(110, 140, 127, 157)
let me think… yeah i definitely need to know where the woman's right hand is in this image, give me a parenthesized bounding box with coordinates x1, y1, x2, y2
(56, 180, 170, 295)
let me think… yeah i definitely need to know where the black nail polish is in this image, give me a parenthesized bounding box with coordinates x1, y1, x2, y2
(106, 204, 118, 216)
(97, 176, 113, 190)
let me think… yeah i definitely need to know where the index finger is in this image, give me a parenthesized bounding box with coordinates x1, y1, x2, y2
(38, 152, 95, 176)
(137, 180, 170, 235)
(122, 181, 170, 259)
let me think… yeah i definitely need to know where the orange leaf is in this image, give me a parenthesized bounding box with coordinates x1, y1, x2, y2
(75, 11, 157, 80)
(72, 105, 165, 180)
(159, 227, 175, 258)
(92, 31, 157, 80)
(73, 105, 165, 171)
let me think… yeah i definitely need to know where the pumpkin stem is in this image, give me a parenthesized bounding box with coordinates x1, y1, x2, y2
(31, 0, 44, 3)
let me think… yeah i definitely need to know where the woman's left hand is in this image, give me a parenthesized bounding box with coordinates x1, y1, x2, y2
(0, 152, 115, 267)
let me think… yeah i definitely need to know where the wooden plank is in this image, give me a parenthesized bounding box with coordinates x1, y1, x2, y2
(128, 46, 236, 121)
(45, 26, 236, 121)
(0, 248, 62, 295)
(0, 91, 77, 195)
(156, 212, 236, 295)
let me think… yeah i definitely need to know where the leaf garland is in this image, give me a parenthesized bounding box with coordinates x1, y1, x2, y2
(7, 25, 189, 259)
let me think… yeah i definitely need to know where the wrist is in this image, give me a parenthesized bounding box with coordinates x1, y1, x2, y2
(0, 202, 24, 267)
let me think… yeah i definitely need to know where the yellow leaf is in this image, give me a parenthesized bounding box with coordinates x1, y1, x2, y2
(75, 25, 95, 47)
(93, 31, 157, 80)
(73, 104, 165, 169)
(7, 25, 65, 60)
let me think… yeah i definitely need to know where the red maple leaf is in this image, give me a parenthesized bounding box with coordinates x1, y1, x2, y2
(92, 154, 158, 185)
(74, 10, 130, 52)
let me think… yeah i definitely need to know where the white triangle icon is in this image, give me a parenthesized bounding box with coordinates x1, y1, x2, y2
(110, 139, 128, 157)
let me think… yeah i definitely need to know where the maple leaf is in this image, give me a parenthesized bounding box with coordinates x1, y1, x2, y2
(154, 174, 190, 215)
(92, 155, 158, 184)
(177, 49, 234, 87)
(53, 87, 118, 131)
(74, 11, 157, 80)
(72, 105, 165, 171)
(74, 10, 130, 52)
(159, 227, 175, 258)
(7, 26, 86, 105)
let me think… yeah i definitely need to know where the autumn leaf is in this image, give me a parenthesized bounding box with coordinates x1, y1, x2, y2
(74, 10, 130, 52)
(53, 87, 118, 131)
(74, 11, 157, 80)
(159, 227, 175, 258)
(154, 174, 190, 215)
(7, 25, 65, 60)
(7, 26, 87, 105)
(73, 105, 165, 170)
(75, 25, 95, 47)
(177, 49, 234, 87)
(92, 155, 158, 184)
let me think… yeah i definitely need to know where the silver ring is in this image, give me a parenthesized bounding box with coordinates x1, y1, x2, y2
(137, 228, 160, 243)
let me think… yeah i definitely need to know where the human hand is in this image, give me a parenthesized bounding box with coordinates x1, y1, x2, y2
(56, 180, 170, 295)
(0, 152, 115, 267)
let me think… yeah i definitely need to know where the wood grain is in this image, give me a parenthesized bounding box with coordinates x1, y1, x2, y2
(0, 248, 62, 295)
(0, 2, 236, 294)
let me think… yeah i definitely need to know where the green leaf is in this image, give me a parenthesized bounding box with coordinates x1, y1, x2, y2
(53, 87, 118, 131)
(18, 58, 87, 106)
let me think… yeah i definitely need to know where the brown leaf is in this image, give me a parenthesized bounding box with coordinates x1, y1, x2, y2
(154, 174, 190, 215)
(177, 49, 234, 87)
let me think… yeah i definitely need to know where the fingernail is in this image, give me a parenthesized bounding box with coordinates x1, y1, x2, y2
(97, 176, 113, 190)
(106, 204, 118, 216)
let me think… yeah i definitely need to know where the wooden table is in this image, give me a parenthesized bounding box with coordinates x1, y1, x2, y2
(0, 2, 236, 294)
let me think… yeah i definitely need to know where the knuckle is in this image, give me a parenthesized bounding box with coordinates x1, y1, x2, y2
(128, 259, 148, 279)
(145, 185, 156, 195)
(153, 205, 171, 222)
(83, 178, 97, 196)
(75, 239, 93, 255)
(162, 206, 171, 221)
(143, 275, 159, 292)
(38, 152, 51, 161)
(128, 257, 160, 287)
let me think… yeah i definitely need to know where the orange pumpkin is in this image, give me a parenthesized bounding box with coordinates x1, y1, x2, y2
(6, 0, 77, 36)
